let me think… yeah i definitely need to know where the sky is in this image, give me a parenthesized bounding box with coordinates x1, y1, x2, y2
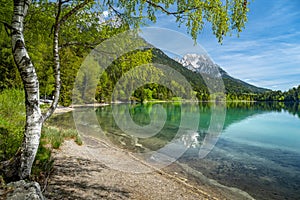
(140, 0, 300, 91)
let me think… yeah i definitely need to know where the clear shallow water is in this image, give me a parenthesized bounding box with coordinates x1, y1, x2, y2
(181, 103, 300, 200)
(51, 102, 300, 200)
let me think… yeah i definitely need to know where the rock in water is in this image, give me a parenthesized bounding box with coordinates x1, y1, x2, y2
(7, 180, 44, 200)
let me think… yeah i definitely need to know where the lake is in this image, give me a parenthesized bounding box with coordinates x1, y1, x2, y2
(52, 102, 300, 200)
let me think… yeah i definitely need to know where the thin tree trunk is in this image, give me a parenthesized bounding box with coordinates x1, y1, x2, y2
(43, 0, 92, 120)
(11, 0, 43, 179)
(43, 0, 62, 121)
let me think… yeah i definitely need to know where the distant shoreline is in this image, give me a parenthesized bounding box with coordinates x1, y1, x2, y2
(54, 103, 109, 114)
(54, 99, 298, 114)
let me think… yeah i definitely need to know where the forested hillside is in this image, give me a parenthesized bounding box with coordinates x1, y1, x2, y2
(255, 86, 300, 102)
(94, 47, 271, 103)
(151, 48, 269, 101)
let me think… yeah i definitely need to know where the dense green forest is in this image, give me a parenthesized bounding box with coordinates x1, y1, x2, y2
(254, 86, 300, 102)
(0, 2, 299, 105)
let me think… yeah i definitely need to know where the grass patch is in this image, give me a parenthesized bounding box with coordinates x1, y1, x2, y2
(41, 126, 83, 149)
(31, 126, 83, 182)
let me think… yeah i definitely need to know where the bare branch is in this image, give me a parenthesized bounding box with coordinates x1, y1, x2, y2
(59, 0, 93, 25)
(145, 1, 199, 17)
(61, 0, 72, 4)
(59, 40, 105, 49)
(107, 1, 123, 18)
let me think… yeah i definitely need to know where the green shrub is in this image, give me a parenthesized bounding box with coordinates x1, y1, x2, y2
(0, 89, 82, 181)
(0, 89, 25, 161)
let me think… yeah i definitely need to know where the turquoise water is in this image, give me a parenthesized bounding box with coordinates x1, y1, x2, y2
(179, 103, 300, 200)
(52, 102, 300, 199)
(181, 103, 300, 200)
(222, 111, 300, 152)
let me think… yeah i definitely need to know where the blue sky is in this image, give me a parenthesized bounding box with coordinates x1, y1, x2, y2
(141, 0, 300, 91)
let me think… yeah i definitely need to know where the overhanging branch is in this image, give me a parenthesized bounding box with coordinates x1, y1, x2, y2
(59, 0, 93, 24)
(145, 1, 199, 17)
(59, 40, 106, 49)
(107, 1, 123, 18)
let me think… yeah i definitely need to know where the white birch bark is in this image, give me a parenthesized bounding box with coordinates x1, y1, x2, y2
(8, 0, 91, 180)
(11, 0, 43, 179)
(43, 0, 62, 121)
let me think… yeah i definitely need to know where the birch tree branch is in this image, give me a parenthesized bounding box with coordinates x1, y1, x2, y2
(43, 0, 93, 121)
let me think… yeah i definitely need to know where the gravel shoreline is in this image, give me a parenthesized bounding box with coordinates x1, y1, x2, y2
(54, 103, 109, 114)
(43, 136, 254, 200)
(44, 137, 213, 199)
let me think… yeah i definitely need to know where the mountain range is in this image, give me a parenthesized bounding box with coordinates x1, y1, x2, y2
(150, 48, 269, 94)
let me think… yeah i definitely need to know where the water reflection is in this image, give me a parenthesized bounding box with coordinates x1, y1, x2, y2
(50, 102, 300, 153)
(49, 102, 300, 199)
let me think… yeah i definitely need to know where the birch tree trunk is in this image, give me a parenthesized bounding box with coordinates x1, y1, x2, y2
(8, 0, 92, 180)
(11, 0, 43, 179)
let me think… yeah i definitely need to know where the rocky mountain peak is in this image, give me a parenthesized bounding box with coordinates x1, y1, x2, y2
(175, 53, 227, 78)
